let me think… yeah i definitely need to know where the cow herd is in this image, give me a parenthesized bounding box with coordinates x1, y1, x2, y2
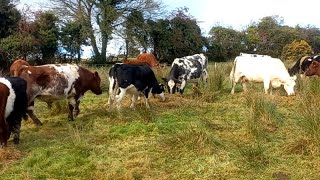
(1, 52, 320, 148)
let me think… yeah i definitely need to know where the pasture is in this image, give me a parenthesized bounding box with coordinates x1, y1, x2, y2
(1, 62, 320, 179)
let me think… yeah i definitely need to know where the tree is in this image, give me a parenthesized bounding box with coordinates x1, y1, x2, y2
(51, 0, 163, 63)
(148, 8, 205, 63)
(0, 0, 21, 39)
(207, 26, 244, 61)
(296, 26, 320, 54)
(254, 16, 298, 57)
(60, 21, 87, 62)
(33, 11, 59, 63)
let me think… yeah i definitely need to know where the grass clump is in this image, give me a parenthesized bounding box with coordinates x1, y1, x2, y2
(297, 77, 320, 144)
(238, 142, 269, 170)
(245, 91, 280, 140)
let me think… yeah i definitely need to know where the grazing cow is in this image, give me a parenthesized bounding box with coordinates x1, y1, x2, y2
(10, 59, 30, 77)
(0, 77, 28, 147)
(108, 63, 165, 110)
(230, 56, 296, 95)
(123, 53, 160, 67)
(305, 60, 320, 76)
(288, 55, 320, 76)
(162, 53, 208, 94)
(16, 64, 102, 125)
(240, 52, 271, 58)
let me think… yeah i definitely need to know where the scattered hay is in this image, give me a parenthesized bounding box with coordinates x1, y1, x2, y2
(0, 146, 23, 166)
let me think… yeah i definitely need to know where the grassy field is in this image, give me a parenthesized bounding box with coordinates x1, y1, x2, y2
(1, 62, 320, 179)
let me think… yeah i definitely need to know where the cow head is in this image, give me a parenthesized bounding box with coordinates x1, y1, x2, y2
(283, 75, 297, 96)
(161, 77, 181, 94)
(151, 83, 166, 101)
(91, 71, 102, 95)
(305, 61, 320, 76)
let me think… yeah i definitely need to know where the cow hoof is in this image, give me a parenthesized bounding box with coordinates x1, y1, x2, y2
(36, 122, 43, 126)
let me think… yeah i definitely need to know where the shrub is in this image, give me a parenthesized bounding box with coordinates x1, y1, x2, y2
(281, 40, 312, 62)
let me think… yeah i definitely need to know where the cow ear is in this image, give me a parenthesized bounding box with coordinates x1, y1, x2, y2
(161, 77, 168, 82)
(94, 71, 99, 76)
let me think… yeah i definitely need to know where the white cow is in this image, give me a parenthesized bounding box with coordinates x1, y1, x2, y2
(239, 52, 271, 58)
(230, 56, 296, 95)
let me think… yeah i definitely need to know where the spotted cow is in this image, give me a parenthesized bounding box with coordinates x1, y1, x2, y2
(0, 77, 28, 147)
(16, 64, 102, 125)
(162, 53, 208, 94)
(108, 63, 165, 110)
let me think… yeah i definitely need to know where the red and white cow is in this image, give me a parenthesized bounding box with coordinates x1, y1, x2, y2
(10, 59, 30, 77)
(230, 56, 296, 95)
(16, 64, 102, 125)
(123, 53, 160, 67)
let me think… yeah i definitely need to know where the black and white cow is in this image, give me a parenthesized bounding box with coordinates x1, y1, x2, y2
(0, 77, 28, 147)
(162, 53, 208, 94)
(108, 63, 165, 110)
(288, 55, 320, 76)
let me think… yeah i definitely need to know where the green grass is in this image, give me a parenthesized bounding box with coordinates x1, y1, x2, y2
(1, 62, 320, 179)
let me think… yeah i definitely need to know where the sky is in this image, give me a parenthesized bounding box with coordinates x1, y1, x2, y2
(17, 0, 320, 56)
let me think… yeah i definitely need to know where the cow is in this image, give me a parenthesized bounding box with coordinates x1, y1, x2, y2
(230, 56, 296, 96)
(162, 53, 208, 94)
(288, 55, 320, 76)
(10, 59, 30, 77)
(305, 60, 320, 76)
(123, 53, 160, 67)
(0, 77, 28, 147)
(108, 63, 165, 111)
(16, 64, 102, 125)
(240, 52, 271, 58)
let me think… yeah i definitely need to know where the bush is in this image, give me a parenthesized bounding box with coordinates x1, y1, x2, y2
(281, 40, 313, 62)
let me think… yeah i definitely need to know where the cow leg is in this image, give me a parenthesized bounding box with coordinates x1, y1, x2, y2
(0, 119, 9, 148)
(202, 70, 209, 83)
(11, 120, 21, 144)
(179, 80, 187, 94)
(116, 89, 126, 111)
(144, 95, 150, 108)
(263, 80, 271, 94)
(27, 101, 43, 126)
(68, 97, 78, 121)
(130, 94, 138, 109)
(231, 80, 236, 94)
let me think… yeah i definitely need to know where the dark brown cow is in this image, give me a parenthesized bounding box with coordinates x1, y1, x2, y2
(0, 77, 28, 147)
(17, 64, 102, 125)
(10, 59, 30, 77)
(123, 53, 160, 67)
(305, 60, 320, 76)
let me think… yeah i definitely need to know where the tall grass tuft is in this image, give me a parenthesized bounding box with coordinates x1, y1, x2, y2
(198, 63, 229, 102)
(297, 77, 320, 144)
(238, 142, 269, 169)
(245, 92, 280, 140)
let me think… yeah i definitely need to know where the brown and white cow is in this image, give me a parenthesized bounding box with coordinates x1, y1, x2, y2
(16, 64, 102, 125)
(10, 59, 30, 77)
(123, 53, 160, 67)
